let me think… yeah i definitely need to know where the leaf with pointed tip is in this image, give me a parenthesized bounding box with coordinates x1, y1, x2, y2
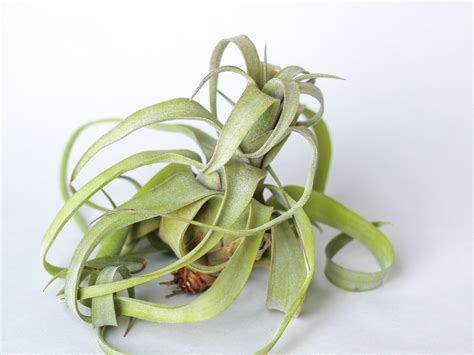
(295, 72, 346, 82)
(275, 65, 307, 81)
(192, 65, 255, 99)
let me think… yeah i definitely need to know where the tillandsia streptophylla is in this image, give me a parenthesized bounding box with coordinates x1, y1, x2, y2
(42, 35, 395, 354)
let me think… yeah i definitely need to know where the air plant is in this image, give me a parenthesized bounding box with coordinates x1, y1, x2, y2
(41, 35, 395, 354)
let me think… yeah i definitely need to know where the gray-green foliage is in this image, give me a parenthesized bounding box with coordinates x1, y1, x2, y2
(42, 35, 395, 354)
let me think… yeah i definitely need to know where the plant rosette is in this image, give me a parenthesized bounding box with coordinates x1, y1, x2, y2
(42, 35, 395, 354)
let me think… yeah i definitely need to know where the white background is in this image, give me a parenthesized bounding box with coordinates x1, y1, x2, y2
(1, 1, 472, 353)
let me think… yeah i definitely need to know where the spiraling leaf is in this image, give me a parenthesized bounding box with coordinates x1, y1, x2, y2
(325, 222, 391, 291)
(283, 186, 395, 290)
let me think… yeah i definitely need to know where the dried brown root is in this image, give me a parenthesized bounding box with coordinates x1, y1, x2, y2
(161, 267, 217, 297)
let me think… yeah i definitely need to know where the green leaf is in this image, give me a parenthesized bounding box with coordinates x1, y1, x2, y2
(42, 150, 203, 276)
(303, 108, 331, 192)
(295, 72, 345, 82)
(202, 85, 278, 173)
(192, 65, 256, 99)
(86, 255, 147, 274)
(129, 218, 161, 242)
(257, 191, 315, 354)
(134, 163, 193, 198)
(93, 266, 135, 354)
(147, 123, 217, 162)
(209, 35, 263, 115)
(127, 126, 319, 242)
(95, 228, 130, 259)
(284, 186, 395, 291)
(187, 160, 267, 272)
(216, 89, 236, 106)
(71, 98, 219, 180)
(325, 222, 391, 291)
(114, 200, 273, 323)
(77, 159, 266, 302)
(98, 327, 127, 355)
(60, 118, 122, 231)
(92, 267, 121, 328)
(161, 160, 267, 267)
(262, 42, 268, 83)
(266, 220, 306, 314)
(274, 65, 307, 81)
(244, 78, 300, 159)
(159, 196, 215, 257)
(64, 171, 216, 320)
(298, 82, 324, 125)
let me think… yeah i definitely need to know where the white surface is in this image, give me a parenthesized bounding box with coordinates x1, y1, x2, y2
(1, 1, 472, 353)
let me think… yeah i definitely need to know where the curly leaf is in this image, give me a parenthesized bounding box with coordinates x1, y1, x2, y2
(298, 82, 324, 125)
(274, 65, 307, 81)
(42, 150, 203, 276)
(303, 108, 331, 192)
(284, 186, 395, 291)
(209, 35, 263, 115)
(64, 172, 216, 320)
(71, 98, 219, 180)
